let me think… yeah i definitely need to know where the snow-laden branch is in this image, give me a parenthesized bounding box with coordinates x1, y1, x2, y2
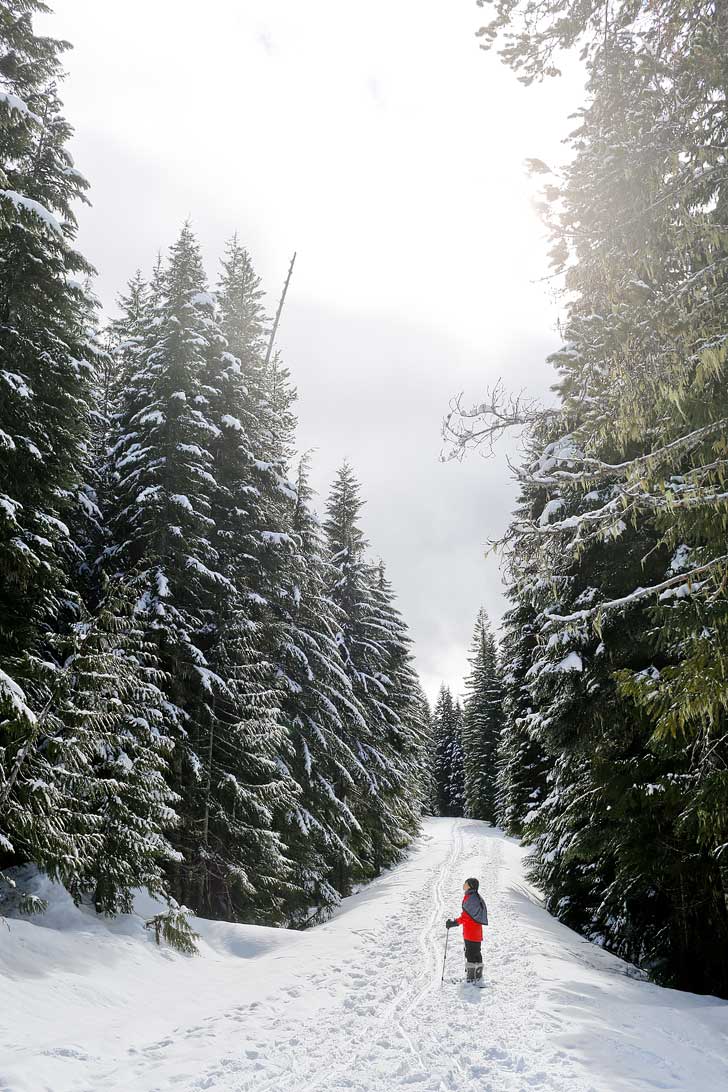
(543, 554, 728, 626)
(516, 417, 728, 486)
(512, 482, 728, 545)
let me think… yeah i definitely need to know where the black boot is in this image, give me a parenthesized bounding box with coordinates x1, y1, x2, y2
(465, 962, 477, 983)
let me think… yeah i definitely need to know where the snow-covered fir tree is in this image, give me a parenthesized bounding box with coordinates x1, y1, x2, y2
(494, 595, 549, 837)
(106, 270, 151, 423)
(53, 580, 182, 915)
(414, 686, 437, 816)
(0, 577, 181, 915)
(323, 463, 425, 881)
(267, 457, 369, 922)
(105, 224, 298, 923)
(445, 0, 728, 997)
(461, 608, 502, 822)
(432, 685, 450, 816)
(447, 702, 465, 818)
(0, 0, 102, 890)
(513, 450, 680, 967)
(211, 235, 316, 921)
(493, 461, 553, 836)
(432, 685, 465, 818)
(366, 561, 429, 851)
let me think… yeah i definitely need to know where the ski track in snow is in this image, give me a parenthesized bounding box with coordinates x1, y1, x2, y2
(4, 819, 728, 1092)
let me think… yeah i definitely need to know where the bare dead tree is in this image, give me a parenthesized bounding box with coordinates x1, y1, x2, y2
(264, 251, 297, 368)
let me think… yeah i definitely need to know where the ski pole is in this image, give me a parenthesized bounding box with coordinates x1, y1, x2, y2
(440, 926, 449, 985)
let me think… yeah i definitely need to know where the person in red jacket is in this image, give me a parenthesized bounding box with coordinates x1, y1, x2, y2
(446, 877, 488, 983)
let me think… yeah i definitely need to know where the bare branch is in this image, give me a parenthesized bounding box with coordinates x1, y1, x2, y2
(441, 380, 556, 461)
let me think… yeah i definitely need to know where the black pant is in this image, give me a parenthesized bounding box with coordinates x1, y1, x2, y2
(464, 939, 482, 964)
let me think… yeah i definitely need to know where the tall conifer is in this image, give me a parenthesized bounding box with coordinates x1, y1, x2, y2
(462, 609, 502, 822)
(106, 225, 297, 922)
(0, 0, 101, 887)
(432, 685, 465, 818)
(324, 464, 423, 879)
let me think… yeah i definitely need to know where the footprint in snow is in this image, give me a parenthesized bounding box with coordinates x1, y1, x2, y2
(484, 1046, 510, 1062)
(525, 1071, 550, 1086)
(41, 1046, 92, 1061)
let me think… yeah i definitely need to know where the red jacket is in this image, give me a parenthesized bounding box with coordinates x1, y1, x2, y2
(456, 891, 483, 941)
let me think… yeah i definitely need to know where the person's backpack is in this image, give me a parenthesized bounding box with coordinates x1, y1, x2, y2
(464, 891, 488, 925)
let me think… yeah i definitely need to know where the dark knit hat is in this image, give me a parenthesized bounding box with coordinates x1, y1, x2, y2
(465, 876, 479, 892)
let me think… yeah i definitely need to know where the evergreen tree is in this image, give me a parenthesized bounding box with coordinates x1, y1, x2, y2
(270, 457, 369, 923)
(438, 0, 728, 997)
(197, 598, 297, 923)
(80, 274, 151, 601)
(493, 449, 556, 837)
(0, 1, 101, 884)
(0, 11, 96, 678)
(106, 224, 297, 923)
(366, 561, 428, 852)
(490, 418, 728, 993)
(212, 234, 298, 703)
(210, 234, 309, 919)
(414, 685, 437, 816)
(495, 595, 549, 837)
(432, 685, 452, 816)
(0, 579, 180, 915)
(216, 235, 266, 368)
(216, 234, 296, 470)
(54, 581, 182, 915)
(447, 701, 465, 818)
(462, 608, 502, 822)
(106, 270, 150, 425)
(432, 685, 464, 818)
(480, 0, 728, 743)
(323, 463, 423, 880)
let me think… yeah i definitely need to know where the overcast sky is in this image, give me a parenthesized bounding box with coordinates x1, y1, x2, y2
(41, 1, 580, 704)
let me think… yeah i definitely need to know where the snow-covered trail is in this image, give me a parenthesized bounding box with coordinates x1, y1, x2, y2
(3, 819, 728, 1092)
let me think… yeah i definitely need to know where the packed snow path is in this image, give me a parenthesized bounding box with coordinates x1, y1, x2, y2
(4, 819, 728, 1092)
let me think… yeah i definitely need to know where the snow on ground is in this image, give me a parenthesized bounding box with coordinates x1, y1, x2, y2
(2, 819, 728, 1092)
